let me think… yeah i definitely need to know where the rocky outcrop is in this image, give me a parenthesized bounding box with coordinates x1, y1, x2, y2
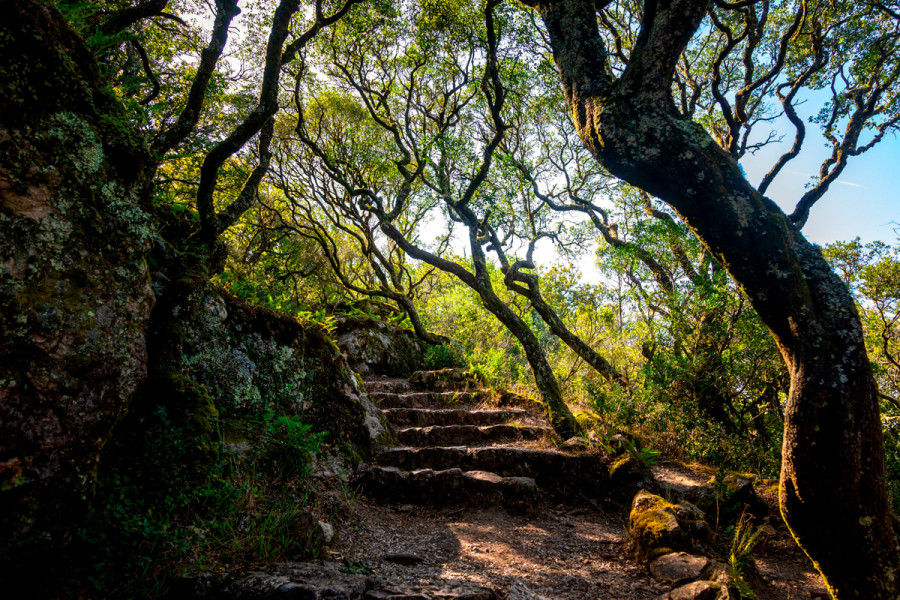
(335, 316, 428, 377)
(0, 2, 155, 557)
(336, 317, 464, 377)
(143, 279, 394, 456)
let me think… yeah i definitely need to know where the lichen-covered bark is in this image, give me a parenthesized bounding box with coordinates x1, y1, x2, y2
(0, 1, 155, 558)
(524, 0, 900, 596)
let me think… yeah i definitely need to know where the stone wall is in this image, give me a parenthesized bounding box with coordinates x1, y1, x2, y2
(0, 2, 155, 557)
(144, 279, 392, 456)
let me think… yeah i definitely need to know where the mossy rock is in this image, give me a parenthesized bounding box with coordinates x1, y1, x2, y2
(630, 492, 691, 560)
(147, 367, 220, 451)
(630, 491, 710, 560)
(609, 454, 652, 485)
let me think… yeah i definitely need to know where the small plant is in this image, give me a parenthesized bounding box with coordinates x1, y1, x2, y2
(259, 413, 327, 480)
(728, 512, 763, 599)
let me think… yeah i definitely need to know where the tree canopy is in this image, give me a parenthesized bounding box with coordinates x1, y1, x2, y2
(7, 0, 900, 596)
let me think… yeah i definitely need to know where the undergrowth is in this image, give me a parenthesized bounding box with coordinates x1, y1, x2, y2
(44, 407, 328, 599)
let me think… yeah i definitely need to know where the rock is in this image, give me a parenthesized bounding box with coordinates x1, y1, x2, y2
(562, 436, 588, 450)
(336, 317, 431, 377)
(649, 552, 710, 585)
(662, 580, 721, 600)
(374, 446, 610, 500)
(629, 492, 710, 560)
(609, 453, 651, 488)
(318, 520, 336, 545)
(685, 474, 767, 526)
(142, 280, 394, 455)
(218, 562, 370, 599)
(629, 491, 691, 559)
(169, 563, 371, 599)
(506, 581, 548, 600)
(357, 466, 538, 509)
(607, 432, 642, 457)
(366, 580, 496, 600)
(1, 4, 155, 560)
(409, 369, 479, 391)
(383, 552, 425, 565)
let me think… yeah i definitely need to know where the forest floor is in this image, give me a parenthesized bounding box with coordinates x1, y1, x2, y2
(329, 462, 829, 600)
(334, 372, 829, 600)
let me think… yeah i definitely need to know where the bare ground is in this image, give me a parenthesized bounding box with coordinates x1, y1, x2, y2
(327, 463, 829, 600)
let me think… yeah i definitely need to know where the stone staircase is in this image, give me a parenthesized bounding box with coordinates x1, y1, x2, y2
(356, 369, 610, 509)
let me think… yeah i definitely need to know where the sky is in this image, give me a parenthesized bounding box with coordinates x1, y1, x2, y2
(740, 126, 899, 248)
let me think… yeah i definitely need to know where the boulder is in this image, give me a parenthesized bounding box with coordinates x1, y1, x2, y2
(336, 317, 461, 377)
(649, 552, 710, 585)
(629, 492, 709, 560)
(1, 3, 155, 559)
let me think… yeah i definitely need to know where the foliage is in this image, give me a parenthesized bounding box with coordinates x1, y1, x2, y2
(53, 407, 325, 599)
(728, 513, 764, 600)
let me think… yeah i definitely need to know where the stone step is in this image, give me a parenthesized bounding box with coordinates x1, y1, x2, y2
(409, 369, 482, 391)
(364, 377, 412, 394)
(356, 466, 537, 509)
(383, 408, 529, 428)
(375, 446, 610, 499)
(369, 390, 483, 409)
(397, 424, 551, 447)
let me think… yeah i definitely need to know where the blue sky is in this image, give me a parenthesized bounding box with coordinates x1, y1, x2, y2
(740, 126, 899, 248)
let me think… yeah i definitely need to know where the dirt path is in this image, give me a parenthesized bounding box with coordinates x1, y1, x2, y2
(334, 500, 664, 600)
(344, 371, 829, 600)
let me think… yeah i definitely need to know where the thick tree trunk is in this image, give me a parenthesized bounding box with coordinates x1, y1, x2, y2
(526, 0, 900, 596)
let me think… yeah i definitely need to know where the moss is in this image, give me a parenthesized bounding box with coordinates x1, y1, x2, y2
(629, 492, 691, 559)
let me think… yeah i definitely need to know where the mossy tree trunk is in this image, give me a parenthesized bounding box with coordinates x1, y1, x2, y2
(523, 0, 900, 596)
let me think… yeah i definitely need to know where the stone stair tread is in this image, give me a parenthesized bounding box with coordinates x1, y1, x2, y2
(356, 465, 537, 507)
(373, 445, 609, 499)
(363, 378, 412, 394)
(396, 424, 551, 447)
(369, 390, 483, 409)
(382, 407, 529, 427)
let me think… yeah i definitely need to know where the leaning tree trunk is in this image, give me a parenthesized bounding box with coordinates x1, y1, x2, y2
(526, 0, 900, 596)
(478, 289, 581, 439)
(378, 222, 581, 438)
(506, 270, 628, 388)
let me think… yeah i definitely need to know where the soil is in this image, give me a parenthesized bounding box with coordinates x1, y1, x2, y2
(328, 463, 829, 600)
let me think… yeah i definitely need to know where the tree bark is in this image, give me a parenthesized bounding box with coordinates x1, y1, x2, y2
(524, 0, 900, 596)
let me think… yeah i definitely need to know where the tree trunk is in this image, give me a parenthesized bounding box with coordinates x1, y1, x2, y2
(506, 272, 628, 389)
(479, 288, 581, 439)
(379, 222, 581, 438)
(526, 0, 900, 595)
